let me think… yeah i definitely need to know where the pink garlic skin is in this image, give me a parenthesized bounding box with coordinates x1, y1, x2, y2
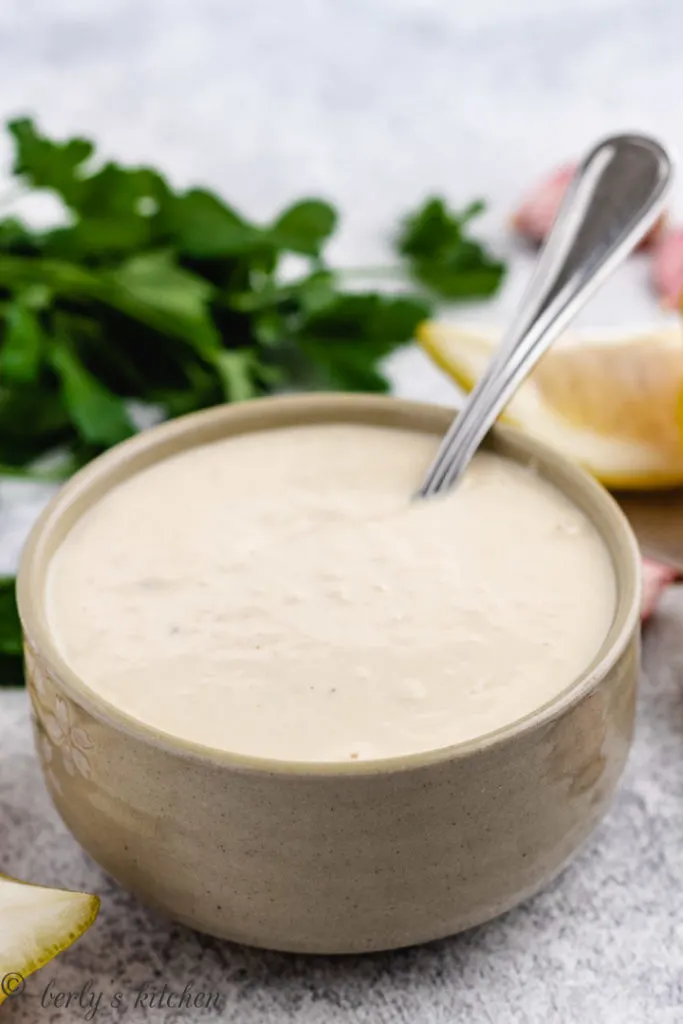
(640, 558, 677, 622)
(651, 227, 683, 310)
(511, 164, 576, 244)
(512, 162, 666, 250)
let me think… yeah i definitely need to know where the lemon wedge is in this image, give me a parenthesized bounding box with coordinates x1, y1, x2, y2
(418, 322, 683, 489)
(0, 873, 99, 1004)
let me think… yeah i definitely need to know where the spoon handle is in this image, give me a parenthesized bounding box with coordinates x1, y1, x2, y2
(417, 133, 673, 498)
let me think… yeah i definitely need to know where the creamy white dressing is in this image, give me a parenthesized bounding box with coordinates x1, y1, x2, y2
(46, 424, 615, 762)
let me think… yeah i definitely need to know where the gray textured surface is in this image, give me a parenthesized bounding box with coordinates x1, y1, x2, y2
(2, 0, 683, 1020)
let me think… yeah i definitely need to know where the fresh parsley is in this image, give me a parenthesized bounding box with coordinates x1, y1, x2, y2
(0, 118, 506, 683)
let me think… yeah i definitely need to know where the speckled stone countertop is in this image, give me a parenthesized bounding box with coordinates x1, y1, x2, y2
(2, 1, 683, 1021)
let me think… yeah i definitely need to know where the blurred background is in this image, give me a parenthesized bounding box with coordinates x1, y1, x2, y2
(3, 0, 681, 334)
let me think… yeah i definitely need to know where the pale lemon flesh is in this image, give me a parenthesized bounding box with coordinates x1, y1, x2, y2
(0, 873, 99, 1004)
(418, 322, 683, 489)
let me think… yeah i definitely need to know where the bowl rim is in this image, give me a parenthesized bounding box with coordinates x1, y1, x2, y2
(17, 392, 642, 777)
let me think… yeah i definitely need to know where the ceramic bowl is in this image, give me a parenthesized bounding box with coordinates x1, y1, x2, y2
(17, 394, 641, 954)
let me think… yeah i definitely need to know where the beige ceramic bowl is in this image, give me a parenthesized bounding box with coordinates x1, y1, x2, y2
(17, 394, 641, 954)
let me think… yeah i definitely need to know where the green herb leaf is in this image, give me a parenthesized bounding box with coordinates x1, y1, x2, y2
(0, 218, 38, 254)
(407, 256, 505, 299)
(0, 300, 45, 383)
(50, 326, 135, 447)
(398, 197, 483, 258)
(105, 250, 220, 354)
(291, 292, 429, 390)
(290, 270, 338, 315)
(0, 386, 71, 466)
(301, 292, 429, 349)
(0, 253, 90, 292)
(0, 577, 23, 656)
(8, 117, 93, 207)
(397, 197, 505, 299)
(213, 350, 262, 402)
(0, 577, 24, 687)
(0, 651, 25, 686)
(296, 337, 395, 392)
(161, 189, 263, 257)
(270, 200, 337, 257)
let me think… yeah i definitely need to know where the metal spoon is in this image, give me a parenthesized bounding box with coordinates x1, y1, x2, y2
(417, 133, 673, 499)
